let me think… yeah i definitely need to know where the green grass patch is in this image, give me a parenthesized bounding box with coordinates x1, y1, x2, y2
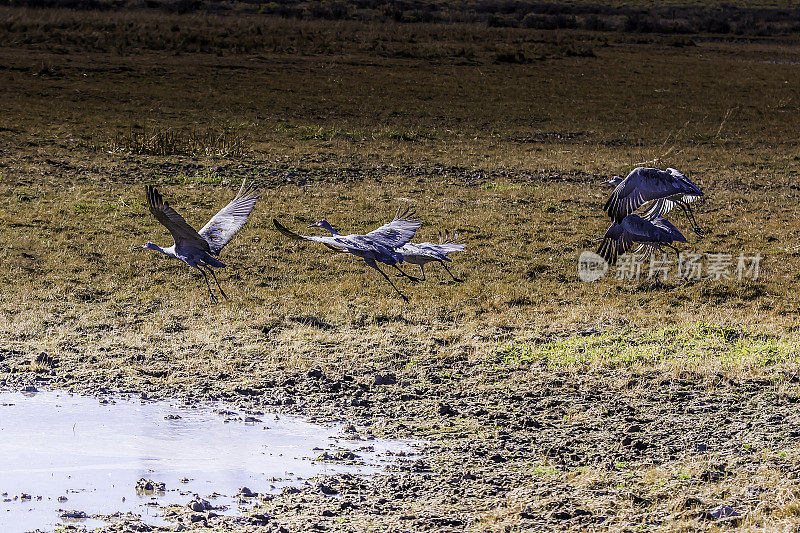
(499, 323, 800, 370)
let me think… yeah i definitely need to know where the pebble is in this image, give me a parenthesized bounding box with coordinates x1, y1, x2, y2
(703, 505, 741, 521)
(238, 486, 257, 497)
(188, 497, 213, 512)
(374, 373, 397, 386)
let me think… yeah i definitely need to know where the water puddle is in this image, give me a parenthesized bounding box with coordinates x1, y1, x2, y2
(0, 389, 417, 532)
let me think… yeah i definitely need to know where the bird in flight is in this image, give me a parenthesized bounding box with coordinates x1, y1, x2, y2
(597, 214, 687, 265)
(273, 207, 421, 302)
(135, 180, 263, 301)
(396, 232, 465, 282)
(603, 167, 704, 236)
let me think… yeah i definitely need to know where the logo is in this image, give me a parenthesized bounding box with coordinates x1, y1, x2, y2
(578, 251, 608, 282)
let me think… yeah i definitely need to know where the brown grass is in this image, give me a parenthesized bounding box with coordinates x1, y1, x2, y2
(1, 6, 800, 532)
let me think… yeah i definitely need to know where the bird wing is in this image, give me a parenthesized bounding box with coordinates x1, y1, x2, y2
(363, 207, 422, 249)
(198, 179, 263, 255)
(146, 185, 209, 251)
(399, 241, 465, 261)
(596, 222, 634, 265)
(621, 214, 686, 244)
(648, 216, 688, 243)
(641, 197, 677, 219)
(272, 219, 348, 252)
(604, 167, 703, 223)
(641, 171, 702, 220)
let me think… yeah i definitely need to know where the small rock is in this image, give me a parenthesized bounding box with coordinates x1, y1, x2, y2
(249, 513, 270, 525)
(318, 483, 338, 495)
(703, 505, 741, 521)
(238, 487, 257, 498)
(188, 497, 212, 512)
(135, 478, 165, 493)
(374, 373, 397, 386)
(59, 510, 88, 519)
(189, 514, 206, 524)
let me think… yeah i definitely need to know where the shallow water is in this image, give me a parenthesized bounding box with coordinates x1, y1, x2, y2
(0, 389, 416, 532)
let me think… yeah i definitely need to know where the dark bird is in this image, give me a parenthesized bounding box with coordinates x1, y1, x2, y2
(273, 207, 421, 302)
(603, 167, 704, 236)
(135, 180, 263, 301)
(597, 214, 687, 265)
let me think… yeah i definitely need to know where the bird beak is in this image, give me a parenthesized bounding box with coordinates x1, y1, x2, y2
(306, 224, 316, 228)
(130, 245, 143, 251)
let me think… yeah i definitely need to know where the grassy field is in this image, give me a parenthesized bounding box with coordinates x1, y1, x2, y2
(1, 5, 800, 532)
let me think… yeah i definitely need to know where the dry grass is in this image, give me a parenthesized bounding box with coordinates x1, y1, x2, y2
(107, 126, 249, 157)
(1, 6, 800, 531)
(481, 450, 800, 532)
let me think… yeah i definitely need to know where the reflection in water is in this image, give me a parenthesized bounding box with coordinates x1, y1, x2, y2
(0, 390, 415, 532)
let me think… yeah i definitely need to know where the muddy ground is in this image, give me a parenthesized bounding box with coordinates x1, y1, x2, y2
(2, 6, 800, 531)
(3, 344, 800, 532)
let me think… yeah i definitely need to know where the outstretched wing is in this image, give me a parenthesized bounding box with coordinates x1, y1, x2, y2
(648, 216, 688, 243)
(641, 170, 702, 220)
(604, 167, 703, 223)
(596, 222, 633, 266)
(273, 219, 346, 252)
(399, 240, 465, 262)
(364, 207, 422, 249)
(199, 179, 263, 255)
(641, 197, 677, 220)
(146, 185, 209, 251)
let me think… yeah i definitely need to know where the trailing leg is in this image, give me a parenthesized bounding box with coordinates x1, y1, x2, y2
(393, 264, 420, 283)
(203, 265, 228, 300)
(439, 261, 463, 282)
(367, 260, 409, 302)
(195, 266, 217, 302)
(680, 202, 704, 237)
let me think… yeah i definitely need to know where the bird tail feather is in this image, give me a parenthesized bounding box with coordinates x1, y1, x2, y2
(273, 219, 306, 240)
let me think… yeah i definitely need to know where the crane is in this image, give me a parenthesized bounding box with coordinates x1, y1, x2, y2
(135, 180, 263, 301)
(273, 207, 421, 302)
(396, 232, 465, 282)
(604, 167, 704, 236)
(597, 214, 687, 265)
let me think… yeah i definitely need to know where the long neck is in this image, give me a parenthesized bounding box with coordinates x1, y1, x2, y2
(320, 221, 340, 235)
(149, 244, 175, 257)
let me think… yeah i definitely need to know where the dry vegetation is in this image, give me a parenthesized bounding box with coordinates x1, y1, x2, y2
(1, 4, 800, 532)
